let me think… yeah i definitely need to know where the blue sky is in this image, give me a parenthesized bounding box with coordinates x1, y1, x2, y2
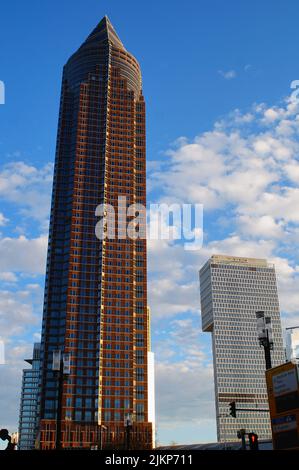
(1, 0, 299, 446)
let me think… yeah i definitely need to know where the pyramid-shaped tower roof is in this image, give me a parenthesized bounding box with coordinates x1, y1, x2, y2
(84, 15, 125, 50)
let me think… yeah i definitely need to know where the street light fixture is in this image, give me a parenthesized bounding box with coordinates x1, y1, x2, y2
(124, 412, 133, 450)
(99, 424, 108, 450)
(256, 311, 273, 370)
(52, 350, 70, 450)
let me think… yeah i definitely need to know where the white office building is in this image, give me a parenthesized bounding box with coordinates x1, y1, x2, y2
(199, 255, 285, 442)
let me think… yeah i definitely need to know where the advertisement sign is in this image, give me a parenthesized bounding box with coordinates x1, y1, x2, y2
(52, 350, 61, 371)
(266, 361, 299, 450)
(273, 369, 298, 397)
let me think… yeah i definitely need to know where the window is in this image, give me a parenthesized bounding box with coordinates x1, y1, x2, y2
(124, 399, 130, 409)
(66, 397, 72, 407)
(85, 398, 92, 408)
(75, 398, 82, 407)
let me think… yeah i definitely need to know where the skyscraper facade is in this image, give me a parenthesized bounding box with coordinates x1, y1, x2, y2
(18, 343, 41, 450)
(200, 255, 285, 442)
(38, 16, 154, 449)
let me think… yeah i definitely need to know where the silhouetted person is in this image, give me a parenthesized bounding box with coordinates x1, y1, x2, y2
(0, 429, 15, 451)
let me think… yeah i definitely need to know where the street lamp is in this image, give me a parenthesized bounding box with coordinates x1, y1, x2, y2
(124, 412, 133, 450)
(99, 424, 107, 450)
(52, 350, 70, 450)
(256, 311, 273, 370)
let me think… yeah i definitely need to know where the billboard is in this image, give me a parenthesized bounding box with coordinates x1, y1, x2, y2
(266, 361, 299, 450)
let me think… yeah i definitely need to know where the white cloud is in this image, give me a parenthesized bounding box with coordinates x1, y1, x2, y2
(156, 360, 215, 427)
(0, 272, 17, 282)
(154, 317, 216, 443)
(0, 212, 9, 226)
(237, 214, 285, 239)
(0, 161, 53, 226)
(0, 342, 33, 432)
(0, 234, 48, 274)
(146, 100, 299, 451)
(218, 69, 236, 80)
(263, 107, 284, 123)
(0, 290, 39, 337)
(149, 96, 299, 245)
(26, 283, 40, 290)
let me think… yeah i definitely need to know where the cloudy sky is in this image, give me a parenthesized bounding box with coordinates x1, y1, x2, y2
(1, 0, 299, 445)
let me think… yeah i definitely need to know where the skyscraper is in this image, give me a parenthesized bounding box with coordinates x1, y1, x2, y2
(199, 255, 285, 442)
(18, 343, 41, 450)
(38, 16, 154, 449)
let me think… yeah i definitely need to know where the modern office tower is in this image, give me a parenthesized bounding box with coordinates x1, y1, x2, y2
(199, 255, 285, 442)
(286, 328, 299, 361)
(18, 343, 41, 450)
(38, 16, 154, 449)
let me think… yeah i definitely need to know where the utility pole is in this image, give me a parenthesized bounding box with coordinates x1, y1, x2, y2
(256, 311, 273, 370)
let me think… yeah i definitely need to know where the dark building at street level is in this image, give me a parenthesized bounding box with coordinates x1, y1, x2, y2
(38, 16, 155, 449)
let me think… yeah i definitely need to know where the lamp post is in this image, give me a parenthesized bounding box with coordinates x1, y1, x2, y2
(99, 424, 107, 450)
(256, 311, 273, 370)
(52, 350, 70, 450)
(124, 413, 133, 450)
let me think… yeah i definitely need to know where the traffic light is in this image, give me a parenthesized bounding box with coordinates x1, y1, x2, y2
(248, 432, 259, 450)
(229, 401, 236, 418)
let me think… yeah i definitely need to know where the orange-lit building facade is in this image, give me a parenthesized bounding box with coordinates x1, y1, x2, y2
(39, 16, 154, 449)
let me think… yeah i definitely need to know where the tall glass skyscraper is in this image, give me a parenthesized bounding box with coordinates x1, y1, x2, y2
(199, 255, 285, 442)
(38, 16, 154, 449)
(19, 343, 41, 450)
